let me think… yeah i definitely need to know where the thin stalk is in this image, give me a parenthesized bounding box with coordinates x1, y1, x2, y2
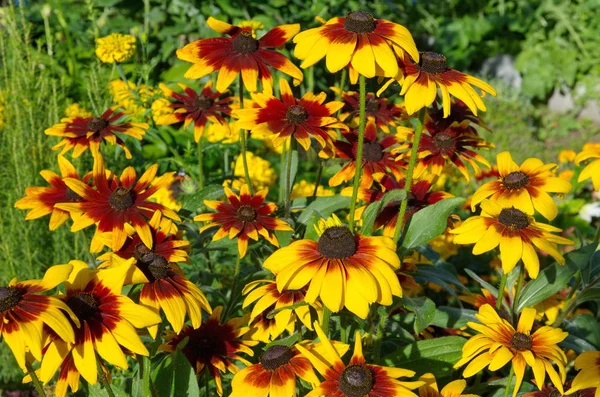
(279, 140, 287, 204)
(224, 255, 242, 320)
(311, 160, 323, 199)
(496, 271, 508, 311)
(284, 139, 294, 218)
(97, 359, 116, 397)
(197, 137, 204, 189)
(238, 75, 253, 194)
(374, 310, 389, 364)
(321, 307, 331, 336)
(25, 362, 46, 397)
(393, 108, 426, 242)
(347, 75, 367, 231)
(594, 222, 600, 244)
(512, 264, 525, 316)
(503, 365, 514, 397)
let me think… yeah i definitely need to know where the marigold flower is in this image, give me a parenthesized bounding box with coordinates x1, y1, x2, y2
(291, 180, 334, 200)
(177, 17, 303, 93)
(160, 306, 258, 396)
(64, 103, 92, 118)
(109, 80, 156, 120)
(558, 149, 577, 163)
(471, 151, 572, 221)
(263, 215, 402, 319)
(575, 143, 600, 191)
(455, 304, 568, 397)
(565, 351, 600, 396)
(95, 33, 136, 63)
(45, 108, 148, 159)
(418, 373, 480, 397)
(0, 264, 76, 370)
(293, 11, 419, 83)
(225, 151, 277, 192)
(450, 200, 573, 278)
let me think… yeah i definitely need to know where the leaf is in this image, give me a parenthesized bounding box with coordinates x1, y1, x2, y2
(564, 314, 600, 349)
(430, 307, 478, 329)
(172, 349, 200, 397)
(297, 195, 351, 225)
(574, 287, 600, 306)
(402, 198, 465, 250)
(133, 356, 154, 397)
(281, 150, 298, 197)
(181, 185, 224, 211)
(399, 296, 436, 334)
(384, 336, 466, 379)
(561, 333, 599, 353)
(464, 268, 498, 297)
(152, 355, 173, 397)
(360, 189, 406, 236)
(88, 383, 131, 397)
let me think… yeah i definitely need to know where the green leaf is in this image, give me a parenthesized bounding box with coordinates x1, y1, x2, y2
(281, 150, 298, 196)
(564, 314, 600, 349)
(399, 296, 436, 334)
(133, 356, 154, 397)
(384, 336, 466, 379)
(413, 263, 465, 300)
(181, 185, 224, 212)
(402, 198, 465, 250)
(360, 189, 406, 236)
(173, 349, 200, 397)
(152, 355, 173, 397)
(430, 307, 478, 329)
(464, 268, 498, 297)
(297, 195, 351, 225)
(574, 287, 600, 306)
(88, 383, 131, 397)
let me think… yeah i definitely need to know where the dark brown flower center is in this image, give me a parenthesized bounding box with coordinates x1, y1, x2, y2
(194, 95, 214, 111)
(338, 364, 374, 397)
(109, 187, 135, 210)
(365, 97, 380, 113)
(0, 287, 23, 312)
(498, 208, 529, 230)
(133, 243, 171, 281)
(510, 332, 533, 351)
(417, 52, 449, 74)
(549, 391, 563, 397)
(317, 226, 357, 259)
(67, 292, 99, 322)
(259, 345, 294, 371)
(344, 11, 377, 33)
(65, 187, 81, 202)
(502, 171, 530, 190)
(88, 117, 109, 133)
(237, 205, 257, 222)
(286, 105, 308, 125)
(433, 132, 455, 151)
(232, 31, 259, 54)
(362, 141, 384, 162)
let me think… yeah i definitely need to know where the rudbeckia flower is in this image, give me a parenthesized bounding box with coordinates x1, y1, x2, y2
(417, 373, 480, 397)
(155, 81, 234, 142)
(450, 200, 573, 278)
(297, 323, 423, 397)
(471, 151, 572, 221)
(293, 11, 419, 83)
(194, 185, 292, 258)
(177, 17, 303, 93)
(263, 215, 402, 319)
(14, 155, 89, 230)
(38, 261, 161, 394)
(565, 351, 600, 396)
(45, 108, 148, 159)
(235, 78, 346, 152)
(95, 33, 136, 63)
(525, 381, 595, 397)
(56, 155, 180, 251)
(575, 143, 600, 191)
(160, 306, 258, 396)
(454, 304, 568, 397)
(0, 264, 76, 370)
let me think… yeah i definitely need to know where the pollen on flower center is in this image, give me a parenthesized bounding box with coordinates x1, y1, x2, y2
(87, 117, 109, 133)
(232, 31, 259, 54)
(498, 208, 529, 230)
(65, 187, 81, 202)
(133, 243, 171, 281)
(237, 205, 257, 222)
(344, 11, 377, 33)
(194, 95, 214, 111)
(338, 364, 374, 397)
(417, 52, 449, 74)
(67, 292, 99, 321)
(503, 171, 530, 189)
(317, 226, 357, 258)
(286, 105, 308, 125)
(0, 287, 23, 312)
(510, 332, 533, 351)
(259, 345, 294, 371)
(434, 132, 455, 151)
(109, 187, 135, 210)
(362, 141, 384, 162)
(147, 255, 170, 280)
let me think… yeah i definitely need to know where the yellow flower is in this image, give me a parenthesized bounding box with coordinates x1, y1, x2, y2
(291, 180, 334, 200)
(151, 98, 172, 123)
(225, 151, 276, 192)
(109, 79, 156, 119)
(64, 103, 92, 118)
(558, 149, 576, 163)
(95, 33, 136, 63)
(558, 169, 574, 181)
(418, 373, 481, 397)
(205, 122, 239, 143)
(575, 143, 600, 191)
(565, 351, 600, 396)
(238, 20, 264, 38)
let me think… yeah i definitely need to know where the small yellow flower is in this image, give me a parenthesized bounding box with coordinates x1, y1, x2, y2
(64, 103, 92, 118)
(150, 97, 172, 123)
(95, 33, 136, 63)
(291, 180, 334, 200)
(225, 151, 276, 191)
(109, 79, 156, 119)
(238, 20, 264, 38)
(558, 149, 576, 163)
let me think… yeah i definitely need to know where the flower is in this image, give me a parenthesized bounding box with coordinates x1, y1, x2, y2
(565, 351, 600, 396)
(14, 155, 89, 230)
(194, 185, 292, 258)
(160, 306, 258, 396)
(38, 261, 161, 394)
(95, 33, 136, 63)
(177, 17, 303, 93)
(329, 120, 406, 188)
(380, 52, 496, 117)
(471, 151, 572, 221)
(109, 80, 157, 120)
(291, 180, 334, 200)
(525, 382, 595, 397)
(417, 373, 480, 397)
(64, 103, 92, 118)
(56, 155, 180, 251)
(454, 304, 568, 397)
(226, 151, 277, 192)
(148, 171, 184, 212)
(0, 264, 76, 370)
(44, 108, 148, 159)
(263, 214, 402, 319)
(155, 81, 234, 142)
(558, 149, 576, 163)
(297, 322, 422, 397)
(238, 20, 264, 38)
(450, 200, 574, 278)
(293, 11, 419, 83)
(575, 143, 600, 191)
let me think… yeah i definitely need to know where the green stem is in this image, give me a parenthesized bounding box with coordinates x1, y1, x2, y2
(512, 263, 525, 316)
(321, 306, 331, 336)
(374, 310, 389, 364)
(553, 272, 599, 327)
(224, 255, 242, 320)
(393, 108, 426, 242)
(115, 63, 138, 100)
(347, 75, 367, 231)
(593, 222, 600, 244)
(311, 160, 323, 199)
(238, 75, 253, 194)
(284, 139, 293, 218)
(503, 365, 514, 397)
(279, 140, 287, 204)
(97, 359, 116, 397)
(25, 362, 46, 397)
(496, 271, 508, 311)
(197, 137, 204, 189)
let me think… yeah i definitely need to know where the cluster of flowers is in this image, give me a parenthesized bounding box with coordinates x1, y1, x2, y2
(5, 10, 600, 397)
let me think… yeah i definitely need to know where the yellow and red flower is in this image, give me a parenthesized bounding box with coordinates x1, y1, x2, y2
(194, 185, 292, 258)
(44, 108, 148, 159)
(177, 17, 303, 93)
(160, 306, 258, 396)
(263, 215, 402, 319)
(417, 373, 480, 397)
(293, 11, 419, 83)
(155, 81, 234, 142)
(455, 304, 568, 397)
(525, 381, 595, 397)
(565, 351, 600, 396)
(575, 143, 600, 191)
(471, 151, 572, 221)
(235, 78, 346, 152)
